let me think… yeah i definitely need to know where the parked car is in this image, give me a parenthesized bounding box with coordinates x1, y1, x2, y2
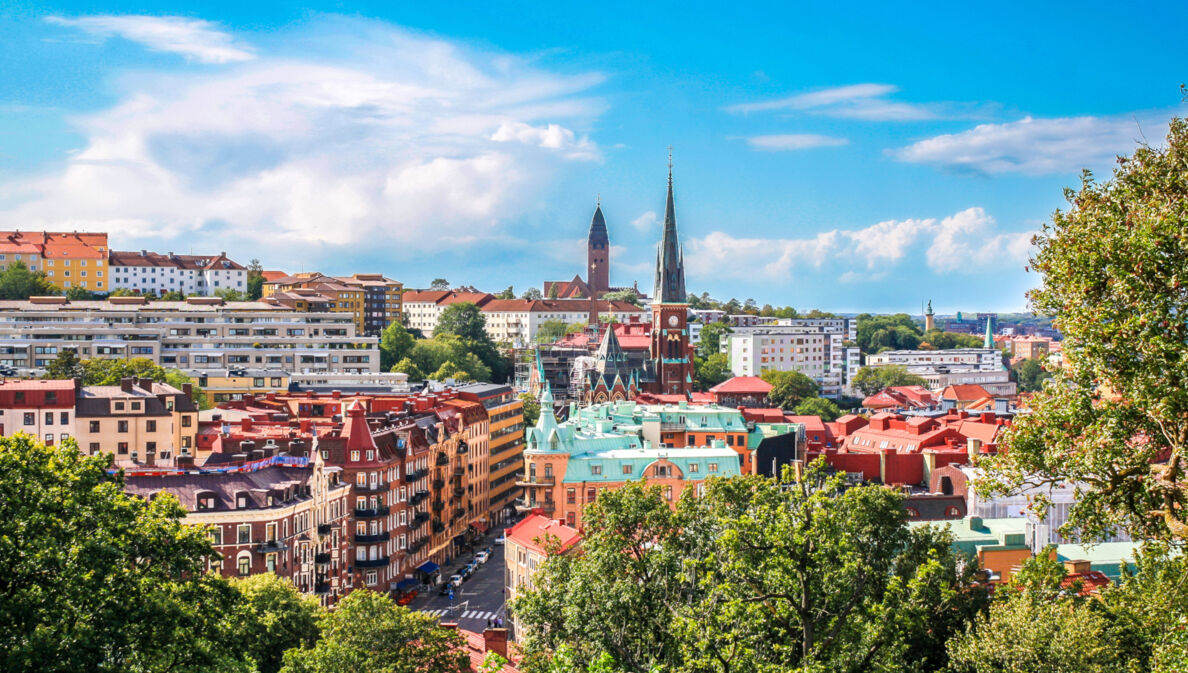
(494, 531, 506, 545)
(475, 551, 490, 564)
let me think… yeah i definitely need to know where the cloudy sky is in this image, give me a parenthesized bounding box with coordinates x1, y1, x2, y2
(0, 2, 1183, 312)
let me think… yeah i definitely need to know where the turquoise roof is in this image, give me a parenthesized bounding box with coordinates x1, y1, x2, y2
(1055, 542, 1143, 581)
(909, 517, 1029, 559)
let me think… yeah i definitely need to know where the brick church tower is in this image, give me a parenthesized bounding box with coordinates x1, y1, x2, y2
(649, 152, 694, 397)
(587, 200, 610, 296)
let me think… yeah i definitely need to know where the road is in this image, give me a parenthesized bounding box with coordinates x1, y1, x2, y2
(408, 537, 509, 632)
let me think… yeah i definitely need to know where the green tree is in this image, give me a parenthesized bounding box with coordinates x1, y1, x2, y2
(519, 392, 541, 427)
(229, 574, 319, 673)
(0, 435, 248, 672)
(548, 284, 560, 299)
(983, 119, 1188, 541)
(696, 321, 732, 359)
(280, 589, 469, 673)
(0, 260, 58, 299)
(522, 287, 543, 300)
(1011, 357, 1052, 392)
(161, 290, 185, 301)
(496, 286, 515, 299)
(246, 258, 265, 300)
(65, 285, 95, 300)
(794, 396, 842, 421)
(921, 329, 983, 350)
(436, 302, 489, 342)
(760, 369, 818, 409)
(694, 352, 731, 391)
(601, 288, 642, 306)
(429, 278, 450, 291)
(390, 357, 425, 381)
(379, 322, 416, 371)
(535, 319, 570, 344)
(214, 288, 248, 302)
(44, 348, 84, 380)
(77, 358, 208, 409)
(855, 313, 923, 354)
(851, 365, 928, 397)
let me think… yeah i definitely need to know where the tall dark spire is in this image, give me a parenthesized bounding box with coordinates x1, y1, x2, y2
(653, 148, 686, 303)
(587, 198, 610, 295)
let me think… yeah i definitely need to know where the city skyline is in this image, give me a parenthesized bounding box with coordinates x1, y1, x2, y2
(1, 2, 1185, 311)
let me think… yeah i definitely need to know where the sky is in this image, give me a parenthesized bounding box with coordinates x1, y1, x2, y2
(0, 1, 1184, 313)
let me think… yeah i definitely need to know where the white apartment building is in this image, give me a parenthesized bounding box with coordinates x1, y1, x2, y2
(727, 318, 861, 398)
(401, 290, 494, 337)
(108, 250, 247, 297)
(866, 348, 1009, 393)
(0, 296, 378, 376)
(482, 299, 646, 348)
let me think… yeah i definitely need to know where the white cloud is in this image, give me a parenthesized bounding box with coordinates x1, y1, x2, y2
(1, 17, 604, 266)
(744, 134, 849, 151)
(631, 211, 657, 232)
(46, 15, 255, 64)
(891, 115, 1164, 175)
(684, 207, 1033, 282)
(726, 83, 939, 121)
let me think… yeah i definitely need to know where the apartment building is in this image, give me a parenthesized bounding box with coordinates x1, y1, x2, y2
(402, 290, 494, 337)
(481, 299, 646, 348)
(458, 383, 524, 526)
(0, 379, 76, 446)
(726, 319, 860, 398)
(122, 455, 353, 606)
(342, 274, 403, 336)
(265, 273, 403, 336)
(186, 369, 291, 405)
(108, 250, 247, 296)
(0, 231, 109, 292)
(74, 377, 200, 467)
(505, 513, 580, 634)
(0, 296, 378, 376)
(865, 348, 1014, 394)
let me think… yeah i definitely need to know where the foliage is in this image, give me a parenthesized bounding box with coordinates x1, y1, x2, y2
(793, 396, 842, 421)
(429, 303, 510, 382)
(0, 435, 247, 672)
(65, 285, 96, 299)
(246, 258, 265, 300)
(601, 288, 642, 306)
(409, 336, 492, 382)
(536, 320, 585, 344)
(48, 355, 210, 409)
(280, 589, 468, 673)
(229, 574, 320, 673)
(921, 329, 983, 350)
(855, 313, 922, 354)
(983, 119, 1188, 541)
(522, 287, 543, 300)
(429, 278, 450, 291)
(437, 302, 489, 342)
(548, 284, 560, 299)
(390, 357, 425, 381)
(379, 322, 416, 371)
(759, 369, 819, 410)
(43, 347, 84, 379)
(695, 321, 732, 359)
(496, 286, 515, 299)
(513, 466, 986, 673)
(0, 260, 58, 299)
(519, 392, 541, 427)
(851, 365, 928, 397)
(161, 290, 185, 301)
(694, 352, 731, 391)
(1011, 357, 1052, 393)
(215, 288, 248, 302)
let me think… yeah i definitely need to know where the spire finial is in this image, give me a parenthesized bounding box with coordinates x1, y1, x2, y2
(667, 146, 673, 185)
(596, 192, 600, 207)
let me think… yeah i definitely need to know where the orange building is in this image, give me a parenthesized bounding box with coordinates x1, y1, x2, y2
(0, 231, 109, 292)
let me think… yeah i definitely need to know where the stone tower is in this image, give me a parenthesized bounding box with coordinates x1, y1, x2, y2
(587, 200, 609, 296)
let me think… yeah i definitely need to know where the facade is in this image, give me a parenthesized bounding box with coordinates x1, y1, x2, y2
(482, 299, 645, 348)
(458, 383, 525, 527)
(0, 231, 109, 293)
(865, 348, 1013, 394)
(727, 319, 860, 397)
(0, 379, 76, 445)
(504, 513, 580, 635)
(263, 272, 403, 336)
(402, 290, 495, 337)
(74, 377, 200, 467)
(108, 250, 246, 296)
(341, 274, 403, 336)
(0, 296, 378, 376)
(123, 456, 353, 605)
(187, 369, 290, 405)
(519, 389, 742, 527)
(708, 376, 771, 407)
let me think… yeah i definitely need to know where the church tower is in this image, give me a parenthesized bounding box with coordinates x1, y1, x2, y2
(649, 151, 694, 397)
(587, 199, 610, 296)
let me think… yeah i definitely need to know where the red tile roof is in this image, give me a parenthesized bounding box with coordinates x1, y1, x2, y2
(0, 379, 76, 391)
(941, 384, 991, 402)
(710, 376, 772, 395)
(506, 513, 581, 555)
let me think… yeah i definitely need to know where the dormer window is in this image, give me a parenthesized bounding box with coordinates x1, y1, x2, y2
(236, 491, 250, 509)
(196, 491, 217, 510)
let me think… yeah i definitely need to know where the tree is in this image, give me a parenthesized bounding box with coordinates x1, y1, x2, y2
(0, 435, 247, 672)
(436, 302, 488, 342)
(601, 289, 642, 306)
(760, 369, 818, 410)
(922, 329, 983, 350)
(391, 357, 425, 381)
(214, 288, 248, 302)
(161, 290, 185, 301)
(280, 589, 469, 673)
(0, 260, 58, 299)
(522, 287, 543, 300)
(496, 286, 515, 299)
(851, 365, 928, 397)
(855, 313, 923, 354)
(76, 358, 209, 410)
(379, 322, 416, 371)
(696, 321, 732, 359)
(246, 258, 265, 300)
(794, 396, 842, 421)
(548, 284, 560, 299)
(65, 286, 95, 300)
(229, 574, 319, 673)
(513, 466, 984, 673)
(429, 278, 450, 291)
(519, 392, 540, 427)
(983, 119, 1188, 542)
(695, 353, 731, 391)
(44, 348, 84, 380)
(535, 320, 570, 344)
(1011, 357, 1052, 393)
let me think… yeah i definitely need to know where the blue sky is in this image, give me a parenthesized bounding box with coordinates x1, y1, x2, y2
(0, 2, 1184, 312)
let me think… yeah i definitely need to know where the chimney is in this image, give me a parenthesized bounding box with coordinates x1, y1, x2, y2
(483, 628, 509, 658)
(241, 417, 253, 431)
(120, 377, 134, 393)
(182, 382, 193, 396)
(966, 437, 983, 460)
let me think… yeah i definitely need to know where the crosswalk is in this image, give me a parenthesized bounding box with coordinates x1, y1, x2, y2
(420, 608, 501, 621)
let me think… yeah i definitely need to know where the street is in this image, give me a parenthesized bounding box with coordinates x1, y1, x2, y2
(407, 536, 509, 632)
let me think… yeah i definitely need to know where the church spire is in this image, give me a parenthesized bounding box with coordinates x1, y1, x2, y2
(587, 197, 610, 295)
(653, 147, 686, 303)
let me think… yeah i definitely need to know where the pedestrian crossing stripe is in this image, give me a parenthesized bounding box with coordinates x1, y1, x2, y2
(419, 609, 500, 621)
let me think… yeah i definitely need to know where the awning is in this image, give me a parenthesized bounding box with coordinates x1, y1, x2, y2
(470, 520, 488, 533)
(416, 561, 439, 574)
(394, 577, 418, 591)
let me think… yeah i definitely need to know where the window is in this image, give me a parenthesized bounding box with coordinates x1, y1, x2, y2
(622, 464, 633, 475)
(689, 463, 699, 473)
(45, 433, 54, 446)
(366, 571, 378, 586)
(708, 463, 719, 473)
(117, 442, 128, 454)
(350, 450, 360, 462)
(566, 488, 576, 504)
(131, 402, 140, 411)
(238, 554, 251, 576)
(237, 524, 252, 544)
(182, 415, 192, 427)
(146, 441, 156, 453)
(265, 554, 277, 573)
(22, 413, 33, 426)
(114, 401, 124, 411)
(89, 442, 99, 453)
(60, 412, 68, 424)
(44, 412, 53, 426)
(146, 420, 156, 432)
(208, 528, 222, 545)
(117, 420, 129, 433)
(590, 464, 602, 476)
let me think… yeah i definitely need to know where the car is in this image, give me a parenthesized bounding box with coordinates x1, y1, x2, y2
(449, 573, 463, 587)
(475, 551, 490, 564)
(494, 531, 506, 545)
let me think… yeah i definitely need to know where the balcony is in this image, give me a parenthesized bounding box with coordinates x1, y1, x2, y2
(457, 441, 469, 454)
(409, 538, 428, 554)
(314, 582, 331, 595)
(432, 500, 444, 512)
(355, 556, 389, 568)
(404, 469, 428, 483)
(408, 491, 429, 507)
(515, 475, 555, 486)
(452, 507, 465, 520)
(314, 552, 331, 565)
(256, 540, 288, 553)
(411, 512, 429, 528)
(354, 532, 390, 544)
(355, 482, 387, 493)
(453, 467, 464, 477)
(317, 523, 332, 535)
(453, 487, 464, 497)
(432, 478, 445, 490)
(528, 501, 555, 514)
(432, 520, 445, 534)
(354, 505, 389, 518)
